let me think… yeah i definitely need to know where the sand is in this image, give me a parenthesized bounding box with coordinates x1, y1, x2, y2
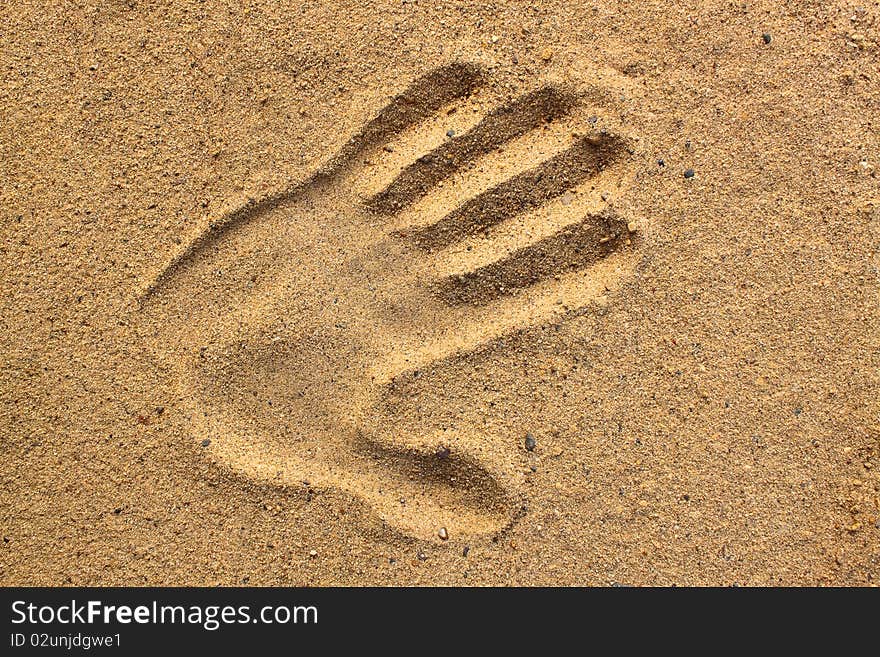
(1, 1, 878, 586)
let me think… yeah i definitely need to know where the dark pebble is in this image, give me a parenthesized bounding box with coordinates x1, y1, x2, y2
(201, 439, 211, 447)
(417, 552, 428, 561)
(657, 158, 665, 166)
(684, 168, 695, 178)
(762, 33, 772, 44)
(794, 408, 802, 416)
(463, 546, 470, 557)
(525, 433, 537, 451)
(446, 129, 455, 137)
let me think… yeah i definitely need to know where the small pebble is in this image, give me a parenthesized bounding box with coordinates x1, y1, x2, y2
(201, 439, 211, 447)
(446, 129, 455, 138)
(417, 552, 428, 561)
(762, 33, 772, 44)
(684, 168, 695, 178)
(309, 550, 317, 557)
(657, 158, 665, 166)
(463, 546, 470, 557)
(438, 527, 449, 540)
(525, 433, 537, 451)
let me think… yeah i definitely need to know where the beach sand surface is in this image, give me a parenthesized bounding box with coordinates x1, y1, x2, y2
(1, 1, 878, 585)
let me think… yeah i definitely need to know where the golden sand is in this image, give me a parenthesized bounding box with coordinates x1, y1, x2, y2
(1, 1, 878, 585)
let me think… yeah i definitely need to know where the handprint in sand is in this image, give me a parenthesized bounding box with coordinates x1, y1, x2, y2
(141, 63, 641, 541)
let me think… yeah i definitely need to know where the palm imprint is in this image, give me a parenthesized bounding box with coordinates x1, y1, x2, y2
(142, 62, 641, 541)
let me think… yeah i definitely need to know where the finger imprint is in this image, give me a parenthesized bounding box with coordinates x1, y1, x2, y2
(326, 62, 485, 178)
(381, 111, 614, 234)
(366, 86, 579, 215)
(352, 93, 487, 201)
(432, 212, 634, 305)
(372, 248, 639, 380)
(409, 133, 625, 251)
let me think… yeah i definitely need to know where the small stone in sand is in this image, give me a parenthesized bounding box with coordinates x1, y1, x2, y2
(446, 129, 455, 137)
(463, 546, 470, 557)
(309, 550, 317, 557)
(762, 33, 772, 44)
(525, 433, 537, 451)
(201, 439, 211, 447)
(438, 527, 448, 540)
(684, 168, 695, 178)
